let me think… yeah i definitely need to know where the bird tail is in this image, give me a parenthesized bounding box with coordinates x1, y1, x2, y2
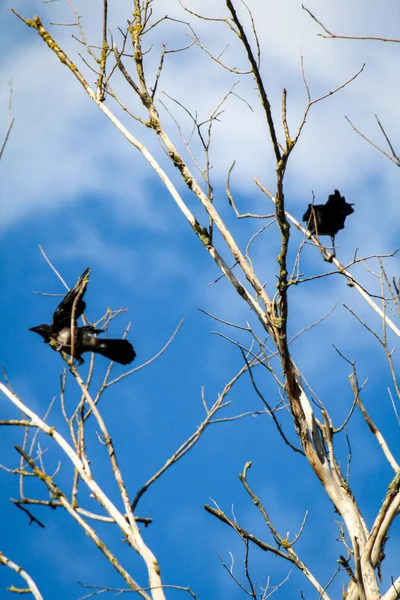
(93, 339, 136, 365)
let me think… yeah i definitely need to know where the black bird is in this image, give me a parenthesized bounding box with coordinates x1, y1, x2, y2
(303, 189, 354, 249)
(29, 268, 136, 366)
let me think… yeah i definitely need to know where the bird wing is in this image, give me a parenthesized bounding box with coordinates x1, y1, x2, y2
(79, 326, 104, 334)
(302, 205, 312, 222)
(52, 268, 90, 331)
(303, 204, 327, 234)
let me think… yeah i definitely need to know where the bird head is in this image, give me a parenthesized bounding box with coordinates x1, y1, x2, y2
(29, 324, 52, 343)
(344, 203, 355, 215)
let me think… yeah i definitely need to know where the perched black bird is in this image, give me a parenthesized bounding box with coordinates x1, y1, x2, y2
(29, 268, 136, 366)
(303, 189, 354, 248)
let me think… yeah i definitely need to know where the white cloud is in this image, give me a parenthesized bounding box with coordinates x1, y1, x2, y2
(1, 0, 398, 331)
(2, 0, 400, 230)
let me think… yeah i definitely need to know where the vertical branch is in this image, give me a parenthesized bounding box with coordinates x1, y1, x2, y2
(0, 81, 15, 160)
(96, 0, 109, 101)
(225, 0, 281, 162)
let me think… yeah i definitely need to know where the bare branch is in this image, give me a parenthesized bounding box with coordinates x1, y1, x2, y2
(0, 383, 165, 600)
(0, 551, 44, 600)
(345, 116, 400, 167)
(258, 183, 400, 338)
(303, 6, 400, 43)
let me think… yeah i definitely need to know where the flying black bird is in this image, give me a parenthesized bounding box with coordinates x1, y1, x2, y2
(303, 189, 354, 248)
(29, 268, 136, 366)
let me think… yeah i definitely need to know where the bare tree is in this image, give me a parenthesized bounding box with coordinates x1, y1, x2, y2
(1, 2, 399, 599)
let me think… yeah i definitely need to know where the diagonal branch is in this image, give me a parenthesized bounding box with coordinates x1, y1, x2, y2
(0, 382, 165, 600)
(225, 0, 281, 162)
(0, 551, 43, 600)
(15, 446, 150, 599)
(258, 182, 400, 338)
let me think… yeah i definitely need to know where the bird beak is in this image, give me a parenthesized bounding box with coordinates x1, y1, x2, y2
(29, 326, 41, 332)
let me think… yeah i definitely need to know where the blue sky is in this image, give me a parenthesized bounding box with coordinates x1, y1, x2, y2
(1, 1, 399, 598)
